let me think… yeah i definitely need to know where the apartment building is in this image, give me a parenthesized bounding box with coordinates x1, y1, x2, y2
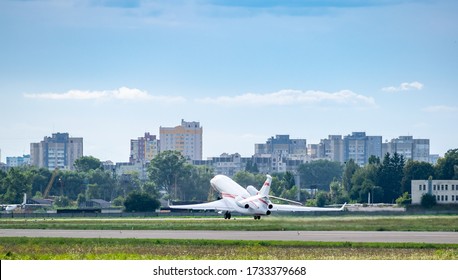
(6, 154, 30, 167)
(343, 132, 382, 165)
(160, 119, 203, 161)
(382, 136, 430, 162)
(30, 132, 83, 170)
(129, 132, 159, 163)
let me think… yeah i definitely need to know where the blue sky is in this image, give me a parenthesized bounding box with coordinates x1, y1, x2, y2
(1, 0, 457, 163)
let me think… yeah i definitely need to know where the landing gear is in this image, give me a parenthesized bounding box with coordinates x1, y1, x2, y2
(254, 215, 261, 220)
(224, 211, 232, 219)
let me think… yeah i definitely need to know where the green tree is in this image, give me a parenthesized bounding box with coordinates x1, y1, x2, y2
(368, 155, 380, 165)
(315, 191, 329, 207)
(112, 196, 125, 207)
(178, 165, 214, 201)
(268, 175, 281, 197)
(329, 180, 349, 204)
(142, 181, 159, 198)
(350, 164, 379, 203)
(270, 172, 298, 199)
(124, 191, 160, 212)
(245, 159, 259, 173)
(0, 167, 33, 204)
(297, 160, 343, 191)
(74, 156, 103, 172)
(282, 171, 296, 190)
(29, 167, 52, 196)
(420, 193, 436, 208)
(54, 195, 71, 208)
(86, 169, 116, 201)
(435, 148, 458, 179)
(402, 160, 435, 194)
(76, 192, 86, 207)
(395, 192, 411, 206)
(377, 153, 405, 203)
(342, 159, 359, 193)
(59, 171, 87, 200)
(148, 151, 188, 200)
(280, 185, 300, 201)
(232, 171, 261, 188)
(118, 173, 141, 197)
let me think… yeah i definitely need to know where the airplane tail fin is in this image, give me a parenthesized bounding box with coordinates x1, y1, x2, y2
(340, 202, 347, 211)
(22, 193, 27, 205)
(259, 175, 272, 197)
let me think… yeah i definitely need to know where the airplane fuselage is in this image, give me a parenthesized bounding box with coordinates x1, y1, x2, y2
(4, 205, 19, 212)
(210, 175, 272, 216)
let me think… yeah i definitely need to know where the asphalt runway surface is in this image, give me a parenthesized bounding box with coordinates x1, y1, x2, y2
(1, 229, 457, 243)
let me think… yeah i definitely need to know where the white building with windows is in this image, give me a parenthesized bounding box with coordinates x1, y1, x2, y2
(411, 179, 458, 204)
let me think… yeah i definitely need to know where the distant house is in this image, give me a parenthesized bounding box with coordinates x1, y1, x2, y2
(80, 199, 112, 209)
(28, 197, 53, 207)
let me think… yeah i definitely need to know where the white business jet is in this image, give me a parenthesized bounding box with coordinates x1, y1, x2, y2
(1, 193, 49, 212)
(170, 174, 346, 220)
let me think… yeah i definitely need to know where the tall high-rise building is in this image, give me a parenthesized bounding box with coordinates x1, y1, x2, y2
(129, 132, 159, 163)
(30, 132, 83, 170)
(315, 135, 344, 163)
(343, 132, 382, 165)
(254, 135, 307, 173)
(255, 135, 306, 156)
(382, 136, 430, 162)
(160, 119, 203, 161)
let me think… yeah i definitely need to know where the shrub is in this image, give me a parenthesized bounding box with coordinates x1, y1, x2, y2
(124, 191, 160, 212)
(420, 193, 436, 208)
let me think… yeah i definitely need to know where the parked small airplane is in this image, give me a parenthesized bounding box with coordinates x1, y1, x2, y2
(1, 193, 50, 212)
(170, 174, 346, 220)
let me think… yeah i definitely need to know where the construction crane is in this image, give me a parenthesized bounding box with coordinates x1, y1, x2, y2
(43, 168, 59, 199)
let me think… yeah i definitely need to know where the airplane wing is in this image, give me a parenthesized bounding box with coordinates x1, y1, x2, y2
(271, 203, 346, 212)
(169, 199, 233, 212)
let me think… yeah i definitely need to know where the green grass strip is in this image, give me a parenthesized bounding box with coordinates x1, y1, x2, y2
(1, 215, 457, 231)
(1, 237, 457, 260)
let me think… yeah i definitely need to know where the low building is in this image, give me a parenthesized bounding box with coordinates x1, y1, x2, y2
(6, 155, 30, 167)
(411, 179, 458, 204)
(80, 199, 112, 209)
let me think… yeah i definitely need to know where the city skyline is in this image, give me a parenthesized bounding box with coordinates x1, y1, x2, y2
(0, 129, 441, 165)
(1, 0, 457, 163)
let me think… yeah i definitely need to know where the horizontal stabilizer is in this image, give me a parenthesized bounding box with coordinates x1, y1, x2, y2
(269, 195, 302, 206)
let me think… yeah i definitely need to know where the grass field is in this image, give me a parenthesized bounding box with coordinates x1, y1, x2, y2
(2, 215, 457, 260)
(1, 215, 457, 231)
(1, 237, 457, 260)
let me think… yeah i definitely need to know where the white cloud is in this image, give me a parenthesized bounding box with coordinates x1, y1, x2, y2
(196, 89, 376, 107)
(24, 87, 186, 103)
(382, 81, 424, 92)
(423, 105, 458, 113)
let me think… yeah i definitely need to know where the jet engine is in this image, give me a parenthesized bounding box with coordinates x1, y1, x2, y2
(246, 185, 258, 196)
(235, 196, 250, 209)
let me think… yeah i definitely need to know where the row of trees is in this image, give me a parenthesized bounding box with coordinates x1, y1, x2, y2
(1, 149, 457, 210)
(297, 149, 458, 206)
(0, 152, 216, 211)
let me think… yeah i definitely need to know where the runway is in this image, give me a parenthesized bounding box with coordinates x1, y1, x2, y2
(1, 229, 457, 243)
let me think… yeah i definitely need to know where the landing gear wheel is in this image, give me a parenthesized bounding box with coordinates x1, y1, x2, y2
(254, 216, 261, 220)
(224, 212, 232, 219)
